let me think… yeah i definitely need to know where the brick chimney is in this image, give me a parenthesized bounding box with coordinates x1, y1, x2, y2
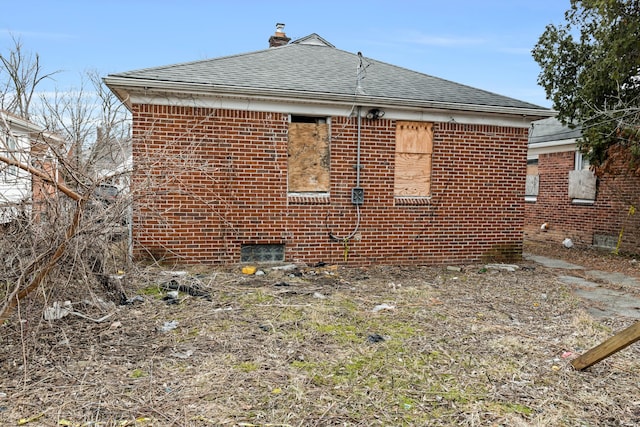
(269, 23, 291, 48)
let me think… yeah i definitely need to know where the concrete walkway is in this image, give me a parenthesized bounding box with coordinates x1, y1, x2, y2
(524, 254, 640, 319)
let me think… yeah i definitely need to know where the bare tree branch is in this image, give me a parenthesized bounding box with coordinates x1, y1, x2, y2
(0, 34, 59, 119)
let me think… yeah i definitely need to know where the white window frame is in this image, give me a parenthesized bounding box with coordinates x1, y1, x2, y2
(574, 151, 590, 171)
(525, 155, 539, 202)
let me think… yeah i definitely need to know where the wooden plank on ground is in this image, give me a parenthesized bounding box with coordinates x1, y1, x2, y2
(571, 321, 640, 370)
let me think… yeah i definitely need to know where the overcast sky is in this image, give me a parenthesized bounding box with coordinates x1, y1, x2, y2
(1, 1, 571, 108)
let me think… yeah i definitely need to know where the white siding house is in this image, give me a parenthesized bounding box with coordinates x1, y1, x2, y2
(0, 110, 50, 223)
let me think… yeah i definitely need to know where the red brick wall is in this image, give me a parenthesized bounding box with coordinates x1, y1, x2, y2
(524, 151, 640, 253)
(131, 104, 529, 265)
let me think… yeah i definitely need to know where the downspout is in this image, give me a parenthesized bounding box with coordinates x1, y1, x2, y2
(357, 106, 361, 187)
(351, 105, 364, 206)
(328, 107, 362, 260)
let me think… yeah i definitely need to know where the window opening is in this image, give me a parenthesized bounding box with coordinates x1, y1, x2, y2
(394, 121, 433, 197)
(287, 115, 330, 193)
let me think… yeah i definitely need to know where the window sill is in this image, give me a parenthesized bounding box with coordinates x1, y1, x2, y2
(525, 196, 537, 203)
(572, 198, 595, 205)
(288, 193, 330, 205)
(394, 196, 432, 206)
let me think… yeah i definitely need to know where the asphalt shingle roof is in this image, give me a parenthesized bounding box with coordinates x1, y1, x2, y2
(106, 34, 547, 112)
(529, 117, 582, 144)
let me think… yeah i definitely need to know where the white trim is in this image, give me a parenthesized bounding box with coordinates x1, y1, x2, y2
(524, 195, 537, 203)
(528, 138, 577, 156)
(572, 198, 595, 205)
(574, 151, 590, 171)
(106, 76, 552, 120)
(127, 92, 536, 128)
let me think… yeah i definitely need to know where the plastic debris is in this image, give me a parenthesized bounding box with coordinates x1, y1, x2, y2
(485, 264, 520, 272)
(271, 264, 298, 271)
(124, 295, 144, 305)
(274, 282, 290, 287)
(367, 333, 385, 343)
(161, 279, 211, 300)
(563, 238, 573, 248)
(43, 301, 73, 320)
(372, 303, 395, 312)
(172, 349, 194, 359)
(242, 266, 257, 275)
(158, 320, 178, 332)
(163, 290, 180, 304)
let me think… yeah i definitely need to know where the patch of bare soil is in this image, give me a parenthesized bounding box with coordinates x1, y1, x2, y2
(1, 251, 639, 426)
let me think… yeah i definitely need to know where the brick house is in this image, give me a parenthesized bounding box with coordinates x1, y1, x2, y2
(525, 117, 640, 253)
(0, 109, 60, 223)
(105, 25, 552, 265)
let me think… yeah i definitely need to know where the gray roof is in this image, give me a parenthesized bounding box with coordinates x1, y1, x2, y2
(529, 117, 582, 144)
(105, 34, 550, 115)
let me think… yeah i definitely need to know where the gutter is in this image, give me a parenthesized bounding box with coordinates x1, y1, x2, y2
(104, 77, 554, 120)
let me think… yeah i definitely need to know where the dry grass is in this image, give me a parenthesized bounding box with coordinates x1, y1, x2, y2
(1, 245, 639, 426)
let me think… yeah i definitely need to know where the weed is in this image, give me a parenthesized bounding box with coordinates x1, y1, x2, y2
(235, 361, 259, 372)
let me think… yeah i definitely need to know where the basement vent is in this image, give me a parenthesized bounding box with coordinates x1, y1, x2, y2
(241, 244, 285, 262)
(593, 234, 616, 250)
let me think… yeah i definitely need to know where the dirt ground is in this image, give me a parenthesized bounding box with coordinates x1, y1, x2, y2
(1, 241, 639, 426)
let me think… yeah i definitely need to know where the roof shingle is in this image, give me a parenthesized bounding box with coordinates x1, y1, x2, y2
(106, 34, 548, 112)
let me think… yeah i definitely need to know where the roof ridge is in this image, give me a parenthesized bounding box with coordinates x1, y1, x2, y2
(105, 37, 552, 115)
(291, 33, 335, 47)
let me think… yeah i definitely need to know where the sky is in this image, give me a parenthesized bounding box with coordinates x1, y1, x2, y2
(1, 0, 572, 109)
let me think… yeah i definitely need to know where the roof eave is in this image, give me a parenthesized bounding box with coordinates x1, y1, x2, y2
(104, 77, 554, 120)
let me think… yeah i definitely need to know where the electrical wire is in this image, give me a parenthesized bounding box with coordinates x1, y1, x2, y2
(327, 204, 361, 241)
(324, 51, 373, 251)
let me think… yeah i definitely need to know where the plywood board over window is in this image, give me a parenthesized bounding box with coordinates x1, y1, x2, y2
(288, 120, 330, 193)
(394, 121, 433, 197)
(526, 158, 539, 198)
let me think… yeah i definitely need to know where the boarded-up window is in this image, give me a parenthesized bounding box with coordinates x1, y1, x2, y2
(394, 121, 433, 197)
(526, 158, 539, 198)
(569, 170, 596, 200)
(569, 152, 596, 201)
(288, 117, 330, 193)
(527, 158, 539, 176)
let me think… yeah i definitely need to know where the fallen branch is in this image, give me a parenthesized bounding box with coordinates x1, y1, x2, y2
(0, 198, 87, 324)
(0, 153, 81, 201)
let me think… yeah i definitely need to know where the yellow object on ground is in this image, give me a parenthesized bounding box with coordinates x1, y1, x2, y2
(242, 266, 257, 275)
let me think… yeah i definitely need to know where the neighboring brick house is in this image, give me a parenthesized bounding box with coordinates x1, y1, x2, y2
(525, 117, 640, 253)
(105, 25, 552, 265)
(0, 110, 60, 223)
